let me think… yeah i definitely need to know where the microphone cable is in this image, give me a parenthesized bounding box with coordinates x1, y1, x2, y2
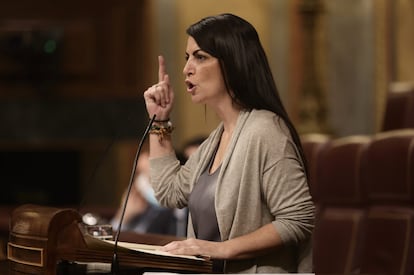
(111, 114, 156, 274)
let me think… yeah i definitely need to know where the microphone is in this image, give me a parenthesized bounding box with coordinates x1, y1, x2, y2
(111, 114, 156, 274)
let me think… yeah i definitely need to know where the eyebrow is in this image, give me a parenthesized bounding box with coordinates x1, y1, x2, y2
(186, 49, 203, 56)
(193, 49, 202, 55)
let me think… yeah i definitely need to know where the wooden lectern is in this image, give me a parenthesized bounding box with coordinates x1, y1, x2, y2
(7, 204, 212, 274)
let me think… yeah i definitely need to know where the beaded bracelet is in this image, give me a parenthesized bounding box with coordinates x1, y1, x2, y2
(149, 121, 174, 142)
(152, 118, 170, 123)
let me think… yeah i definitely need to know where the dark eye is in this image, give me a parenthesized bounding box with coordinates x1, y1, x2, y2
(185, 54, 189, 61)
(195, 53, 207, 61)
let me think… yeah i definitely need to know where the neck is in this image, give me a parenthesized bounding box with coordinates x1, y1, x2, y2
(219, 107, 240, 134)
(209, 96, 241, 133)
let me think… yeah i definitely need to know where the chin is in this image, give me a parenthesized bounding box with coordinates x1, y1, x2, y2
(190, 95, 203, 104)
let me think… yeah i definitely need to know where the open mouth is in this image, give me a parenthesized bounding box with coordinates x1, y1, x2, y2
(185, 80, 195, 92)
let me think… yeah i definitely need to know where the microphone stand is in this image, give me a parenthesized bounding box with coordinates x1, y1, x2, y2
(111, 115, 156, 274)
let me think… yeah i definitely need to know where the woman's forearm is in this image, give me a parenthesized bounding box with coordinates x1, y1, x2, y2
(221, 223, 282, 259)
(149, 132, 175, 158)
(160, 223, 283, 260)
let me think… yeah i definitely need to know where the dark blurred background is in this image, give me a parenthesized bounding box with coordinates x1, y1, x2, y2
(0, 0, 151, 209)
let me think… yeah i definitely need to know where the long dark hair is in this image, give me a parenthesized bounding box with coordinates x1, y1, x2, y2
(186, 13, 309, 178)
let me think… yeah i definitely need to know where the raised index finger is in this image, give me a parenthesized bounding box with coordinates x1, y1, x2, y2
(158, 55, 166, 83)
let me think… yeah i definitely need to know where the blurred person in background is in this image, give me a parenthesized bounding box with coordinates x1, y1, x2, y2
(110, 151, 176, 235)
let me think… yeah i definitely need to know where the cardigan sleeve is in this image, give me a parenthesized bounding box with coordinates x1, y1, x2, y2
(263, 154, 315, 244)
(149, 127, 221, 209)
(149, 153, 194, 209)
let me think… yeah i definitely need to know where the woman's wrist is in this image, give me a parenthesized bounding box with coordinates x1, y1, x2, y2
(153, 117, 170, 123)
(221, 239, 237, 259)
(149, 119, 174, 142)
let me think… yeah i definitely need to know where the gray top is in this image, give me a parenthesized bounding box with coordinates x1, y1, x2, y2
(188, 164, 221, 241)
(188, 163, 224, 273)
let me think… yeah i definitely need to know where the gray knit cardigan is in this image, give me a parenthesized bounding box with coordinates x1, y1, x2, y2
(150, 109, 315, 273)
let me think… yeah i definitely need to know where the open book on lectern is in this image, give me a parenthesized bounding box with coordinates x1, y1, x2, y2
(81, 233, 213, 273)
(84, 233, 208, 261)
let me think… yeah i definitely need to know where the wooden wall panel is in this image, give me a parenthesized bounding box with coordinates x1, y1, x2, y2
(0, 1, 153, 208)
(0, 0, 148, 98)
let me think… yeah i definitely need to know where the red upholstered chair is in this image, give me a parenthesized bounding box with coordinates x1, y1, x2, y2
(382, 82, 414, 131)
(314, 208, 366, 274)
(405, 89, 414, 128)
(361, 129, 414, 205)
(360, 208, 414, 275)
(312, 135, 371, 274)
(315, 136, 370, 206)
(359, 129, 414, 275)
(300, 133, 331, 203)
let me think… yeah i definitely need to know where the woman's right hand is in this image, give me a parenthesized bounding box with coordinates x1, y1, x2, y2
(143, 55, 174, 121)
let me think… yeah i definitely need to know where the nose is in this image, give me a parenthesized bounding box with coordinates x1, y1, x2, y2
(183, 59, 193, 76)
